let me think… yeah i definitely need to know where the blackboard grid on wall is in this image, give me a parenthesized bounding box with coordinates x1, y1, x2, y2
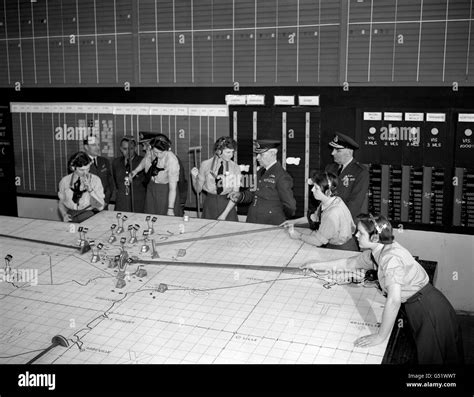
(10, 102, 229, 209)
(1, 0, 473, 87)
(11, 102, 322, 219)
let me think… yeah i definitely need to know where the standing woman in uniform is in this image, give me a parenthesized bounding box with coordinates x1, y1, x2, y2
(128, 136, 182, 216)
(301, 214, 464, 364)
(191, 136, 241, 221)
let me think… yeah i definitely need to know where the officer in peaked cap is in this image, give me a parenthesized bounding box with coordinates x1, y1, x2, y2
(323, 131, 369, 222)
(138, 131, 158, 145)
(253, 139, 281, 153)
(329, 132, 360, 150)
(229, 139, 296, 225)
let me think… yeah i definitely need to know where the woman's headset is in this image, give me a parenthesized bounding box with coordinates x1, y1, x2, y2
(324, 172, 332, 196)
(307, 173, 333, 197)
(152, 135, 171, 151)
(214, 136, 236, 155)
(368, 214, 388, 243)
(68, 151, 90, 172)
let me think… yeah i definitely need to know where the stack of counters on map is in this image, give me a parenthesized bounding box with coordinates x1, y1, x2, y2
(108, 224, 117, 243)
(116, 213, 127, 234)
(141, 230, 150, 253)
(128, 224, 140, 244)
(145, 216, 157, 234)
(145, 216, 152, 233)
(89, 240, 99, 263)
(136, 265, 147, 278)
(120, 237, 126, 251)
(115, 252, 131, 289)
(78, 227, 91, 254)
(4, 254, 12, 274)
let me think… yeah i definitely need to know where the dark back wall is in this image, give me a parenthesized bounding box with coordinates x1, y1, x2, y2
(2, 84, 472, 166)
(1, 85, 473, 225)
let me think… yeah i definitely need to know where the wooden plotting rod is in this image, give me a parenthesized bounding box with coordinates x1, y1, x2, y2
(132, 258, 302, 274)
(0, 234, 79, 251)
(0, 225, 283, 250)
(152, 225, 282, 247)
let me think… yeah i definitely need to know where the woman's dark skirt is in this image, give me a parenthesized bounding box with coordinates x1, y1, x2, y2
(403, 282, 464, 364)
(145, 182, 183, 216)
(202, 192, 238, 221)
(325, 236, 359, 252)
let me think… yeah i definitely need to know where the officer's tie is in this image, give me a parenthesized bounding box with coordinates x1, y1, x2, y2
(216, 161, 224, 195)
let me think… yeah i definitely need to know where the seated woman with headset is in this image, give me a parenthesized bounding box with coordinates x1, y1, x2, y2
(58, 151, 105, 223)
(282, 171, 358, 251)
(128, 135, 182, 216)
(300, 214, 464, 364)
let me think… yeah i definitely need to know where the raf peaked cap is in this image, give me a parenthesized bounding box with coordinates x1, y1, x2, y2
(329, 132, 359, 150)
(253, 139, 281, 153)
(138, 131, 157, 143)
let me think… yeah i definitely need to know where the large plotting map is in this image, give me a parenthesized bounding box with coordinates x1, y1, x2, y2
(0, 212, 389, 364)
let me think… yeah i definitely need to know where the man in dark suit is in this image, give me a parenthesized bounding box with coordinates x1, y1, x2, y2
(324, 132, 369, 222)
(230, 140, 296, 225)
(112, 136, 146, 213)
(83, 135, 114, 209)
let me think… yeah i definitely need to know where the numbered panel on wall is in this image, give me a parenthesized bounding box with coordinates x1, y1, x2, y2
(452, 112, 474, 229)
(358, 110, 450, 167)
(357, 109, 454, 229)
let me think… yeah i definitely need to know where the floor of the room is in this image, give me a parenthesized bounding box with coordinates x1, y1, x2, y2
(459, 314, 474, 364)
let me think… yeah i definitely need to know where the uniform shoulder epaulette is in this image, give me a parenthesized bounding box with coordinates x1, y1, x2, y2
(354, 161, 368, 171)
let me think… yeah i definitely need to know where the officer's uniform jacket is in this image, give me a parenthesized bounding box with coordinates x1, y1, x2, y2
(89, 156, 115, 205)
(240, 162, 296, 225)
(325, 158, 369, 220)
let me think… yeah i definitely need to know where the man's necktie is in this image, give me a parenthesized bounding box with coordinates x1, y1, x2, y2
(216, 161, 224, 195)
(125, 159, 131, 173)
(337, 165, 343, 176)
(93, 158, 98, 168)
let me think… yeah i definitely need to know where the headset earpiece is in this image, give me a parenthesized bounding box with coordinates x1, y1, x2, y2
(370, 233, 380, 243)
(368, 214, 387, 243)
(325, 173, 332, 196)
